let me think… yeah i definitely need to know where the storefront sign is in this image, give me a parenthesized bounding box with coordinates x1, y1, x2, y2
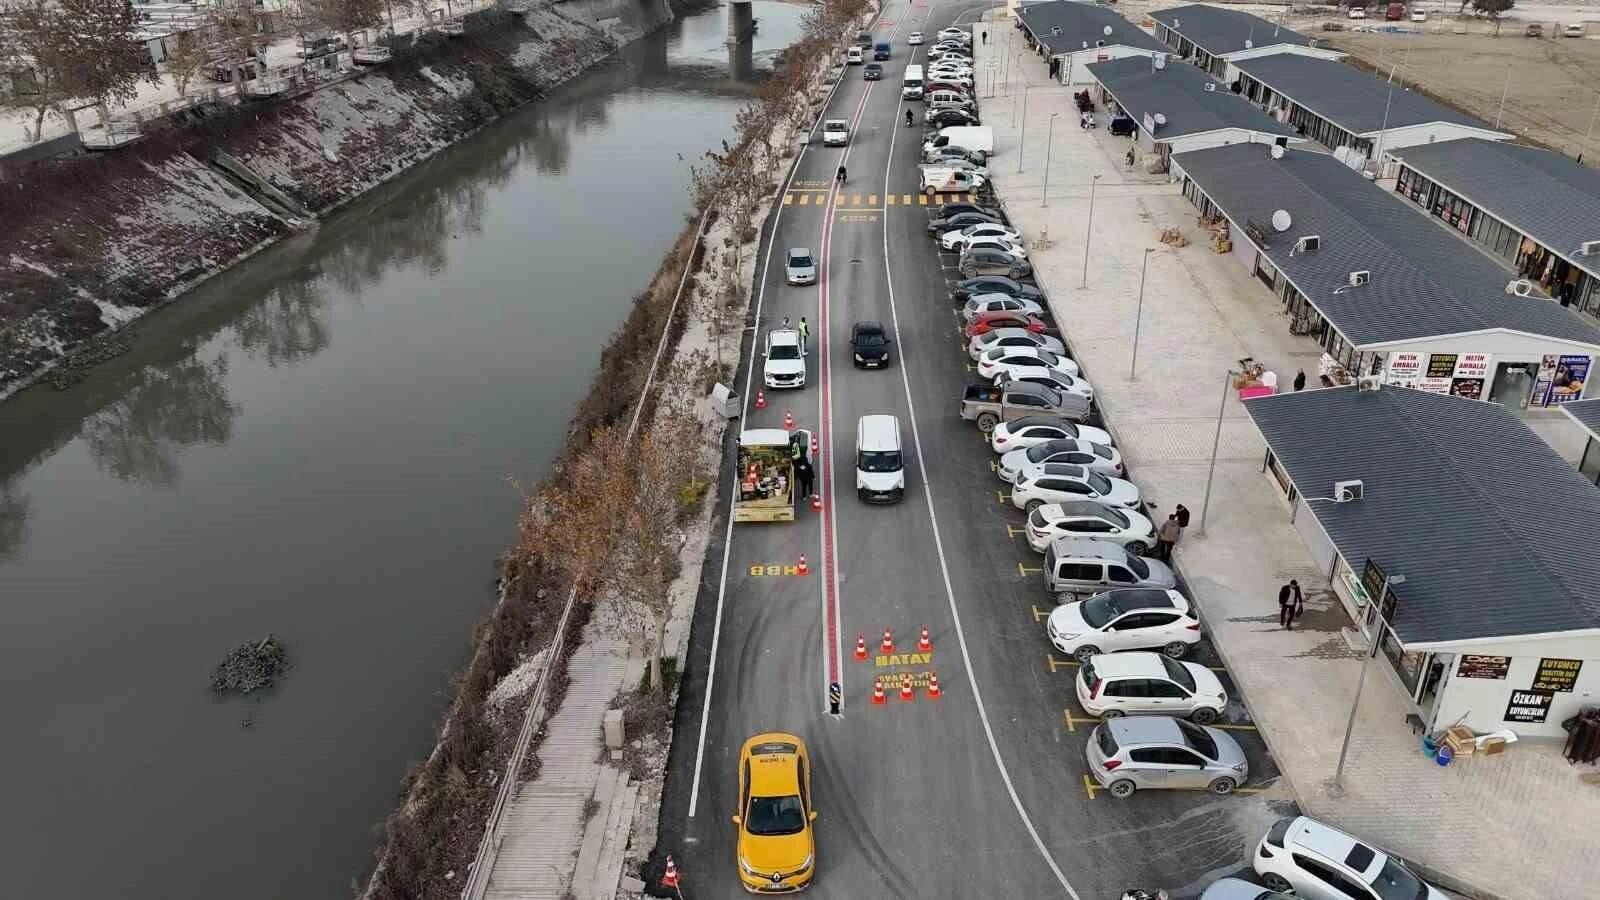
(1532, 657, 1583, 692)
(1416, 377, 1453, 395)
(1387, 353, 1422, 379)
(1360, 558, 1387, 605)
(1449, 377, 1484, 400)
(1545, 355, 1591, 405)
(1457, 654, 1511, 679)
(1504, 689, 1554, 724)
(1426, 353, 1458, 378)
(1533, 355, 1559, 407)
(1455, 353, 1491, 378)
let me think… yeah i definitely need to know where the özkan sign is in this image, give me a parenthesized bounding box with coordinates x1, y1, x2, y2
(1504, 689, 1553, 724)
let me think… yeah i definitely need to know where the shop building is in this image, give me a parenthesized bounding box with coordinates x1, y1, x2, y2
(1149, 4, 1343, 81)
(1233, 55, 1511, 168)
(1244, 385, 1600, 739)
(1086, 55, 1305, 167)
(1170, 142, 1600, 408)
(1390, 138, 1600, 322)
(1563, 399, 1600, 485)
(1016, 0, 1169, 85)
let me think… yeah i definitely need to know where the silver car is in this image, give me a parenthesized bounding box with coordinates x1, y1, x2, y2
(784, 248, 816, 285)
(1086, 716, 1249, 798)
(1201, 878, 1294, 900)
(968, 327, 1065, 361)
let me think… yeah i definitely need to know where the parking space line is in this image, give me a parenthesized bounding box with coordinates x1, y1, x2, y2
(1082, 774, 1101, 800)
(1046, 654, 1074, 673)
(1210, 722, 1260, 732)
(989, 459, 998, 473)
(1017, 561, 1042, 577)
(995, 490, 1008, 505)
(1006, 524, 1025, 538)
(1031, 605, 1051, 623)
(1062, 707, 1096, 733)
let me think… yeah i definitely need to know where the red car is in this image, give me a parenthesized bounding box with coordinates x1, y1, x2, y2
(965, 311, 1046, 337)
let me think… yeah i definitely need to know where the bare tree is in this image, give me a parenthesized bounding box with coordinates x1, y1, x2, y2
(304, 0, 383, 55)
(0, 0, 158, 141)
(531, 424, 636, 599)
(164, 29, 212, 98)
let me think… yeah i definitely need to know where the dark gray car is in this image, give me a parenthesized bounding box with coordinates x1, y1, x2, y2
(960, 247, 1031, 279)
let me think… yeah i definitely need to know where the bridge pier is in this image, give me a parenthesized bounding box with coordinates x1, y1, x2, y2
(726, 0, 754, 44)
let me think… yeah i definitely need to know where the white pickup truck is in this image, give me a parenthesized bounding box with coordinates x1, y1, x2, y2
(822, 119, 849, 147)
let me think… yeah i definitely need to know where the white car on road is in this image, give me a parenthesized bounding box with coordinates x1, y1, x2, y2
(907, 31, 924, 45)
(997, 438, 1120, 481)
(990, 415, 1112, 452)
(963, 293, 1043, 322)
(1011, 462, 1140, 510)
(762, 328, 806, 389)
(1025, 500, 1153, 553)
(941, 224, 1024, 252)
(1076, 652, 1229, 724)
(1047, 587, 1200, 661)
(822, 119, 849, 146)
(977, 346, 1079, 383)
(968, 328, 1065, 361)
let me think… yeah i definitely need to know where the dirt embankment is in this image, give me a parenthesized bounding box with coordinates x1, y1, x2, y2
(0, 4, 618, 400)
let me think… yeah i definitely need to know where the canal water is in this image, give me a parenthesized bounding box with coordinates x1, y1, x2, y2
(0, 5, 800, 898)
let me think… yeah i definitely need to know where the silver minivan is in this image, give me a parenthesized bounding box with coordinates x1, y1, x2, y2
(855, 414, 905, 503)
(1086, 716, 1249, 798)
(1044, 537, 1175, 594)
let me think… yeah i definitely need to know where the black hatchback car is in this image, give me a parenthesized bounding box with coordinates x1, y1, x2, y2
(952, 275, 1044, 302)
(863, 62, 883, 80)
(850, 321, 892, 368)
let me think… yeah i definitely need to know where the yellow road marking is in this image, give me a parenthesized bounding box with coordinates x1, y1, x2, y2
(996, 490, 1008, 505)
(1063, 707, 1096, 733)
(783, 194, 794, 205)
(902, 194, 913, 205)
(1046, 654, 1076, 671)
(1017, 561, 1042, 576)
(747, 563, 804, 577)
(867, 194, 878, 205)
(799, 194, 811, 206)
(1082, 773, 1101, 800)
(850, 193, 862, 205)
(1032, 605, 1051, 623)
(918, 194, 929, 206)
(1006, 524, 1025, 538)
(989, 459, 998, 473)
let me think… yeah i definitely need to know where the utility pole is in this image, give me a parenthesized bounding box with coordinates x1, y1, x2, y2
(1198, 368, 1239, 537)
(1079, 174, 1101, 288)
(1017, 83, 1032, 173)
(1129, 248, 1153, 378)
(1041, 113, 1059, 205)
(1494, 64, 1512, 130)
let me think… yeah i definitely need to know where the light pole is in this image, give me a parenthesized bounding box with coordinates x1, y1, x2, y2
(1198, 368, 1239, 537)
(1128, 247, 1153, 378)
(1041, 113, 1060, 205)
(1079, 174, 1102, 288)
(1494, 64, 1512, 130)
(1017, 83, 1032, 173)
(1328, 575, 1403, 798)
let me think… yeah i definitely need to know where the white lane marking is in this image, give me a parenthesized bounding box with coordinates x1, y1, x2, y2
(875, 16, 1084, 899)
(686, 59, 850, 820)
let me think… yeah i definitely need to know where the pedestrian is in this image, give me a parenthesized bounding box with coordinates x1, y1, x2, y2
(798, 315, 810, 349)
(1278, 579, 1303, 629)
(1293, 369, 1307, 392)
(1125, 146, 1135, 169)
(982, 29, 988, 44)
(1174, 504, 1190, 529)
(781, 315, 790, 329)
(796, 456, 815, 500)
(1156, 514, 1181, 562)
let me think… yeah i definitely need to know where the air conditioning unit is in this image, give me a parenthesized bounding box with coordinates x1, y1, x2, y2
(1295, 235, 1321, 253)
(1204, 82, 1217, 92)
(1357, 375, 1382, 392)
(1333, 479, 1365, 502)
(1348, 270, 1370, 287)
(1581, 239, 1600, 256)
(1505, 279, 1534, 297)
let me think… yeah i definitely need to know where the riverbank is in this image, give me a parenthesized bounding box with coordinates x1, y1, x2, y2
(0, 1, 673, 402)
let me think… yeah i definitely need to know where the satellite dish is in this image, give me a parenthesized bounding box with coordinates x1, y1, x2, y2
(1082, 41, 1089, 49)
(1244, 39, 1254, 49)
(1153, 54, 1167, 70)
(1270, 144, 1285, 159)
(1271, 209, 1293, 232)
(1153, 113, 1167, 127)
(1104, 25, 1114, 36)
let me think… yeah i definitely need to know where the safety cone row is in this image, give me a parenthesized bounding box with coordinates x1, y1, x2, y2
(871, 680, 887, 705)
(784, 409, 795, 430)
(755, 390, 766, 409)
(917, 625, 932, 653)
(899, 673, 915, 701)
(796, 553, 809, 575)
(880, 628, 895, 653)
(927, 672, 942, 699)
(853, 633, 869, 661)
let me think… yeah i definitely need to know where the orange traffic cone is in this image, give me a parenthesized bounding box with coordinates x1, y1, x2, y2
(927, 672, 942, 698)
(811, 493, 822, 512)
(899, 673, 915, 701)
(755, 390, 766, 409)
(810, 434, 819, 455)
(880, 628, 895, 653)
(918, 625, 932, 653)
(853, 633, 869, 661)
(797, 553, 809, 575)
(784, 409, 795, 430)
(871, 680, 887, 705)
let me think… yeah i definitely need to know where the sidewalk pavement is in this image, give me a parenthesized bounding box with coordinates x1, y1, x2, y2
(974, 13, 1600, 899)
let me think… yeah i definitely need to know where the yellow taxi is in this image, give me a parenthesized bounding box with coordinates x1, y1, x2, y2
(733, 732, 816, 892)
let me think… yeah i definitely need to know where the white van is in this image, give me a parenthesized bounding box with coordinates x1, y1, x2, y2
(920, 166, 986, 196)
(822, 119, 849, 147)
(921, 125, 995, 161)
(855, 414, 905, 503)
(846, 47, 864, 65)
(902, 64, 924, 100)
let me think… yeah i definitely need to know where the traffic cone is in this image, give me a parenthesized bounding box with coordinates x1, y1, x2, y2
(663, 854, 680, 888)
(811, 493, 822, 512)
(853, 633, 869, 661)
(810, 434, 819, 455)
(797, 553, 809, 575)
(755, 390, 766, 409)
(881, 628, 895, 653)
(918, 625, 932, 653)
(927, 672, 942, 698)
(784, 409, 794, 430)
(900, 673, 915, 701)
(871, 680, 887, 704)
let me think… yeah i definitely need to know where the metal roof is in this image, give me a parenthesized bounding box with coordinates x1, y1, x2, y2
(1244, 386, 1600, 646)
(1151, 4, 1309, 55)
(1087, 55, 1299, 142)
(1171, 143, 1600, 348)
(1233, 54, 1493, 134)
(1562, 398, 1600, 440)
(1391, 138, 1600, 278)
(1016, 0, 1168, 56)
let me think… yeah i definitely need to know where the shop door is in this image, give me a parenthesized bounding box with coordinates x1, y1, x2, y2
(1488, 361, 1537, 411)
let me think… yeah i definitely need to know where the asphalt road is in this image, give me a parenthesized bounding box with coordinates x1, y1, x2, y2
(655, 5, 1293, 897)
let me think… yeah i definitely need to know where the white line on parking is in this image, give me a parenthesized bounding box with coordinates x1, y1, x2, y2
(876, 21, 1084, 899)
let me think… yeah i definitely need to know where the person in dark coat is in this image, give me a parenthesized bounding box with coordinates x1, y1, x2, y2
(1278, 579, 1303, 629)
(795, 456, 815, 501)
(1293, 370, 1307, 391)
(1174, 504, 1190, 529)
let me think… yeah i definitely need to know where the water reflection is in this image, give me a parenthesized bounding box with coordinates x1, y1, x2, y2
(79, 354, 237, 485)
(0, 478, 28, 562)
(232, 280, 331, 367)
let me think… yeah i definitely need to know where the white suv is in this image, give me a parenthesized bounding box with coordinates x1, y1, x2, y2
(1075, 652, 1229, 724)
(762, 328, 806, 389)
(1048, 587, 1200, 662)
(1254, 816, 1451, 900)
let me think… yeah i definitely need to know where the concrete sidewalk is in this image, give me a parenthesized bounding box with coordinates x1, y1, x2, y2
(974, 13, 1600, 899)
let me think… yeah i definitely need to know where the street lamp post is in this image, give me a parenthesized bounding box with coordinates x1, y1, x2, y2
(1017, 83, 1032, 173)
(1494, 64, 1512, 130)
(1198, 368, 1239, 537)
(1079, 174, 1101, 288)
(1128, 247, 1153, 378)
(1041, 113, 1060, 206)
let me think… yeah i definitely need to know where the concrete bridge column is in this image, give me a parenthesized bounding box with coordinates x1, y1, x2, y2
(726, 0, 753, 44)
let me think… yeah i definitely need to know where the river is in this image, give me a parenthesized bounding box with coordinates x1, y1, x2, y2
(0, 4, 800, 898)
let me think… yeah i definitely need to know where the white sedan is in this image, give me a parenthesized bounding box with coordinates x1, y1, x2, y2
(962, 293, 1042, 322)
(990, 415, 1113, 452)
(926, 73, 972, 88)
(929, 66, 975, 79)
(977, 346, 1080, 383)
(999, 366, 1094, 401)
(1026, 501, 1157, 554)
(1047, 587, 1200, 661)
(908, 31, 924, 45)
(941, 223, 1024, 252)
(937, 27, 971, 42)
(1011, 462, 1141, 510)
(998, 438, 1122, 482)
(969, 327, 1065, 361)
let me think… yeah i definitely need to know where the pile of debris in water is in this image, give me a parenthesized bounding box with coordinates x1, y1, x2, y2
(211, 635, 290, 695)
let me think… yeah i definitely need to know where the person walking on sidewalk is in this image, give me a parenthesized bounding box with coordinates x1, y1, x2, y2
(1293, 369, 1307, 392)
(1156, 514, 1182, 562)
(1278, 579, 1304, 629)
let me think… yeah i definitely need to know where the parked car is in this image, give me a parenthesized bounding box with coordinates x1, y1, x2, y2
(921, 167, 988, 197)
(924, 82, 975, 100)
(1109, 116, 1137, 137)
(924, 73, 972, 88)
(734, 733, 817, 891)
(997, 366, 1092, 401)
(953, 275, 1042, 302)
(964, 293, 1043, 321)
(1086, 716, 1248, 798)
(964, 310, 1046, 337)
(1410, 9, 1426, 21)
(849, 321, 891, 368)
(784, 248, 816, 285)
(863, 62, 883, 80)
(936, 27, 971, 42)
(1201, 879, 1294, 900)
(907, 30, 924, 45)
(1253, 816, 1451, 900)
(928, 211, 1004, 234)
(763, 328, 806, 389)
(960, 247, 1032, 279)
(1025, 500, 1153, 554)
(1044, 537, 1175, 594)
(1012, 463, 1134, 511)
(961, 380, 1090, 431)
(926, 108, 978, 128)
(925, 145, 987, 167)
(969, 328, 1063, 360)
(997, 438, 1119, 482)
(1077, 652, 1228, 724)
(929, 62, 974, 76)
(977, 345, 1075, 380)
(1046, 586, 1197, 661)
(1347, 5, 1367, 18)
(990, 415, 1112, 452)
(958, 240, 1026, 264)
(942, 224, 1024, 252)
(933, 201, 999, 220)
